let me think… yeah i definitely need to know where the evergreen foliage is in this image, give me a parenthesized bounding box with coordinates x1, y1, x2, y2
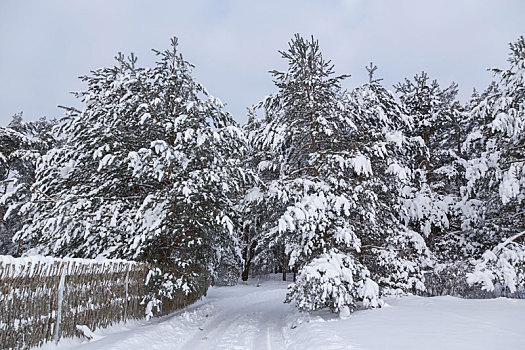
(463, 36, 525, 293)
(248, 36, 431, 312)
(5, 34, 525, 313)
(0, 114, 56, 255)
(13, 38, 246, 293)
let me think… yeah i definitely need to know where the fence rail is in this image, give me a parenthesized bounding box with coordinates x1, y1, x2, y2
(0, 255, 204, 350)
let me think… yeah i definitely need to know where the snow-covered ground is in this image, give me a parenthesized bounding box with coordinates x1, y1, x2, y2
(42, 275, 525, 350)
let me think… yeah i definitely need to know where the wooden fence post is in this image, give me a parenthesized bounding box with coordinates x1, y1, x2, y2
(124, 266, 129, 323)
(54, 264, 66, 344)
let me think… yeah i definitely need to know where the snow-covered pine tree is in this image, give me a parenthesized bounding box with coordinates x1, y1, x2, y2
(15, 38, 245, 294)
(15, 54, 155, 260)
(342, 64, 431, 296)
(394, 72, 464, 244)
(251, 35, 382, 314)
(463, 36, 525, 294)
(237, 108, 267, 281)
(0, 113, 56, 255)
(126, 38, 249, 289)
(394, 72, 470, 295)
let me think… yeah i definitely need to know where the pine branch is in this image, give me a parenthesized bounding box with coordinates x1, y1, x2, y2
(286, 167, 318, 178)
(33, 189, 57, 203)
(360, 245, 403, 252)
(493, 231, 525, 256)
(57, 105, 81, 114)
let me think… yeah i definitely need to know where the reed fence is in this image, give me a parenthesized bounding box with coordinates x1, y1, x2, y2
(0, 255, 205, 350)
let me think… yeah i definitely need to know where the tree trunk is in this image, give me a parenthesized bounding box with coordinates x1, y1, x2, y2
(241, 239, 256, 281)
(241, 224, 249, 281)
(457, 128, 462, 156)
(1, 169, 9, 221)
(16, 239, 23, 257)
(305, 83, 319, 177)
(241, 265, 250, 281)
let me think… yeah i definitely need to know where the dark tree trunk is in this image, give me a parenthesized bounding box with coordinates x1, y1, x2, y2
(241, 240, 257, 281)
(241, 249, 249, 281)
(15, 239, 23, 257)
(241, 224, 249, 281)
(457, 128, 462, 156)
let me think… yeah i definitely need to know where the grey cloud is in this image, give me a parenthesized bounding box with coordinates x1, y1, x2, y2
(0, 0, 524, 126)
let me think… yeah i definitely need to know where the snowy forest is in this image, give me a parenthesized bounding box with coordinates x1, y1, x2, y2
(1, 34, 524, 316)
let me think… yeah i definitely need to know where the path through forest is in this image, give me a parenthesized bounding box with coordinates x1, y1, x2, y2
(46, 276, 525, 350)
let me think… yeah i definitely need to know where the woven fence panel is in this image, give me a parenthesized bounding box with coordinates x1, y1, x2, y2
(0, 256, 202, 350)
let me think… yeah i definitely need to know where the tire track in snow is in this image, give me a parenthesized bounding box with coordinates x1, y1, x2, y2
(184, 313, 246, 350)
(179, 285, 290, 350)
(266, 327, 272, 350)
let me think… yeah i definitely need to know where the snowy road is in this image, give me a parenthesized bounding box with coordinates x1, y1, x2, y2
(46, 277, 525, 350)
(47, 278, 294, 350)
(174, 281, 290, 350)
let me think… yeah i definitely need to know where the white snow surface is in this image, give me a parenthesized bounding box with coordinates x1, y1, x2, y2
(42, 275, 525, 350)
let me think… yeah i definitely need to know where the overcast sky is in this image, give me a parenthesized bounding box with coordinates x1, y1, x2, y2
(1, 0, 524, 126)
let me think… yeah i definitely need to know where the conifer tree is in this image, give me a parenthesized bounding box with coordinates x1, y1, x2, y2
(343, 64, 431, 295)
(15, 38, 245, 293)
(250, 35, 440, 313)
(238, 108, 266, 281)
(394, 72, 471, 295)
(394, 73, 465, 246)
(1, 114, 56, 255)
(464, 36, 525, 294)
(252, 35, 393, 313)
